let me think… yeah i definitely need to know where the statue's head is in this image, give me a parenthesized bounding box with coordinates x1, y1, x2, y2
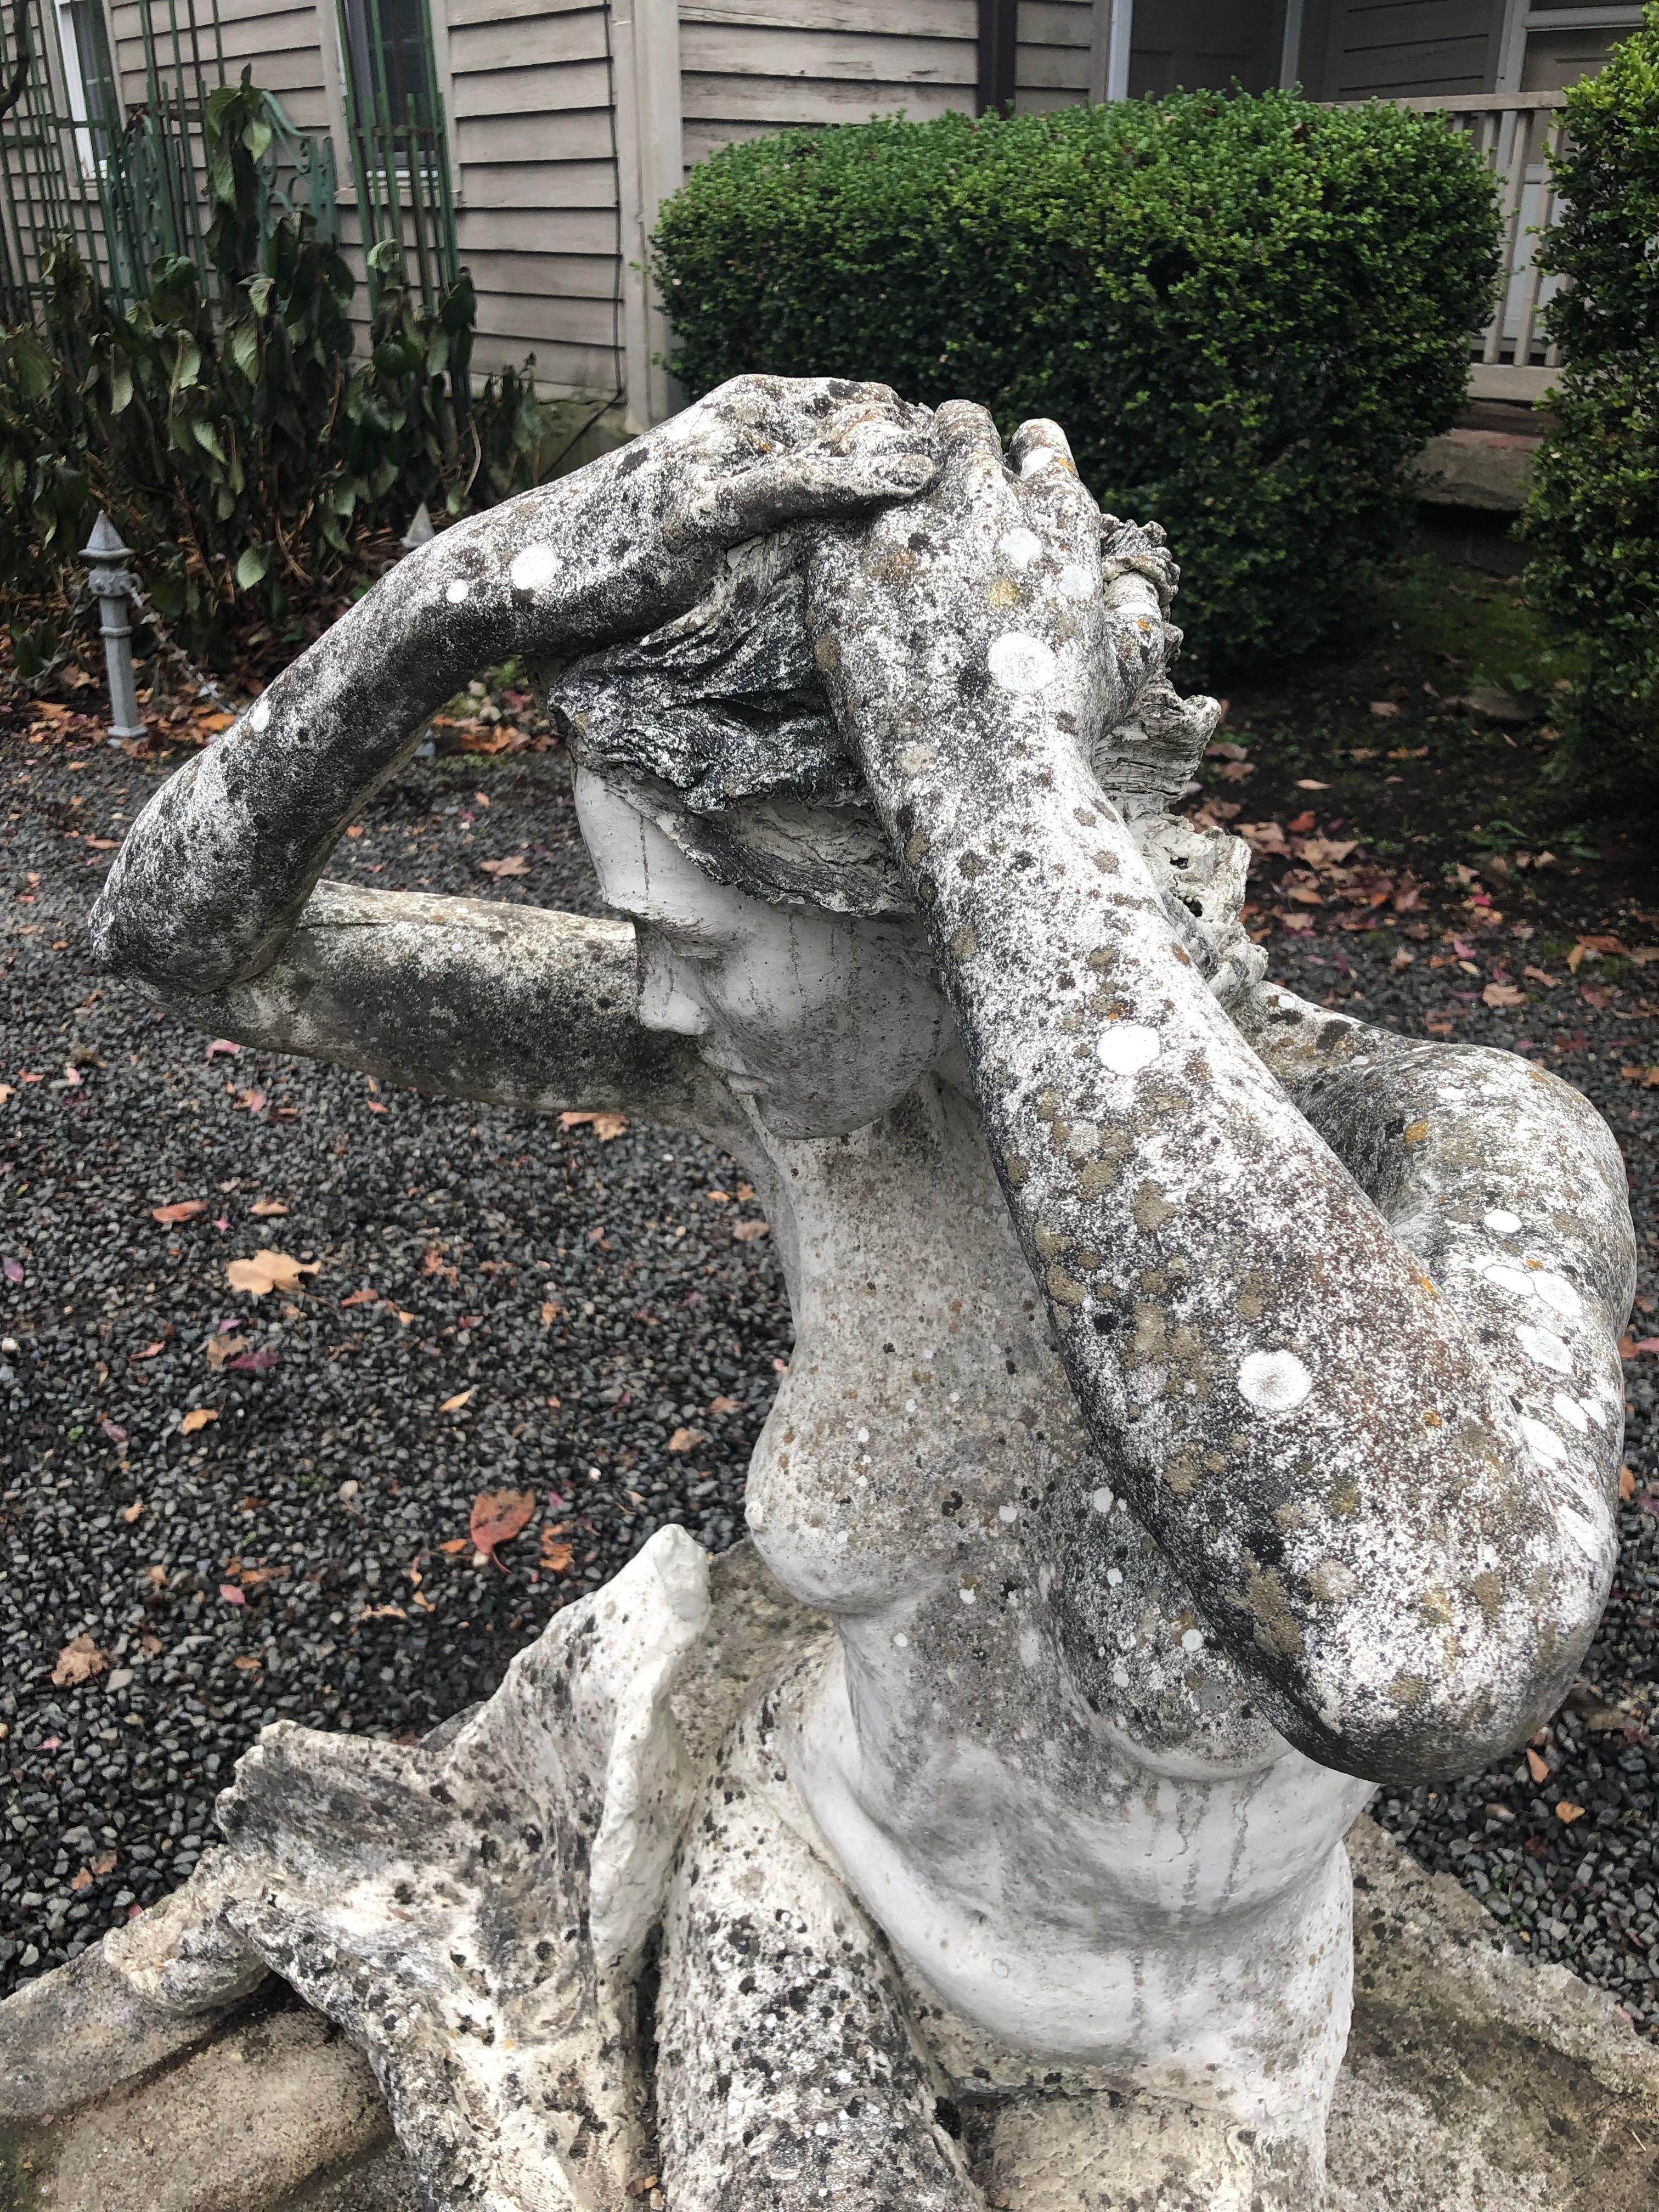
(553, 524, 1262, 1141)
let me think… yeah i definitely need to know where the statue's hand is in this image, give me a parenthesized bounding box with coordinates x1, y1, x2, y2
(93, 376, 937, 995)
(809, 401, 1168, 797)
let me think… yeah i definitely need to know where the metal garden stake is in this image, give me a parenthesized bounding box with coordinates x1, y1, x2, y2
(80, 511, 146, 742)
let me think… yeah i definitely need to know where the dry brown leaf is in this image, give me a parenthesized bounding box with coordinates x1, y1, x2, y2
(233, 1655, 262, 1671)
(1368, 700, 1402, 717)
(1482, 984, 1526, 1008)
(539, 1534, 574, 1573)
(180, 1407, 218, 1435)
(732, 1219, 770, 1243)
(708, 1395, 742, 1415)
(478, 854, 529, 878)
(470, 1487, 535, 1566)
(121, 1500, 143, 1523)
(358, 1603, 408, 1621)
(1526, 1747, 1550, 1784)
(151, 1199, 206, 1224)
(1555, 1800, 1587, 1823)
(539, 1299, 564, 1327)
(52, 1634, 110, 1687)
(439, 1386, 475, 1413)
(70, 1866, 92, 1892)
(204, 1331, 242, 1372)
(250, 1198, 289, 1217)
(1621, 1464, 1637, 1501)
(438, 1536, 469, 1554)
(90, 1848, 117, 1875)
(559, 1110, 628, 1141)
(340, 1286, 379, 1308)
(668, 1427, 705, 1453)
(226, 1249, 320, 1297)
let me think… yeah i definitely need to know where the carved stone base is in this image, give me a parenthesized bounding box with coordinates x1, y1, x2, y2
(3, 1537, 1656, 2212)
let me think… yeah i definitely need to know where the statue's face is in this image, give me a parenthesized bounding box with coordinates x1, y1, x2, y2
(576, 771, 956, 1138)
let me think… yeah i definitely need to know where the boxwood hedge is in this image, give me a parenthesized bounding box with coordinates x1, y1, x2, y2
(651, 92, 1498, 678)
(1523, 7, 1659, 789)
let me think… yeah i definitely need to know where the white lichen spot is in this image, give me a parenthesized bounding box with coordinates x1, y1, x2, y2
(998, 1503, 1019, 1523)
(856, 1426, 870, 1444)
(1532, 1271, 1582, 1320)
(1105, 1566, 1122, 1587)
(1019, 444, 1062, 477)
(987, 630, 1057, 696)
(507, 544, 560, 595)
(1098, 1024, 1161, 1076)
(249, 695, 272, 733)
(1057, 563, 1094, 602)
(997, 527, 1042, 570)
(1111, 1661, 1131, 1688)
(1483, 1263, 1535, 1297)
(1018, 1627, 1042, 1669)
(1483, 1207, 1522, 1236)
(445, 578, 471, 605)
(904, 1397, 917, 1414)
(958, 1585, 977, 1606)
(1517, 1323, 1571, 1373)
(1519, 1415, 1567, 1466)
(1180, 1627, 1204, 1654)
(1237, 1350, 1313, 1414)
(1551, 1390, 1589, 1435)
(893, 1632, 910, 1650)
(991, 1957, 1011, 1978)
(1090, 1486, 1115, 1515)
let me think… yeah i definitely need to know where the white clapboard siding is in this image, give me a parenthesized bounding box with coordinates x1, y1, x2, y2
(679, 0, 976, 165)
(1017, 0, 1091, 111)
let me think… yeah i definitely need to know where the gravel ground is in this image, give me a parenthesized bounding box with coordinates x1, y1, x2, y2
(2, 714, 1656, 2035)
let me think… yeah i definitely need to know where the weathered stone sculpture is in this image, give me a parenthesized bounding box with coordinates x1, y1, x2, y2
(9, 379, 1637, 2210)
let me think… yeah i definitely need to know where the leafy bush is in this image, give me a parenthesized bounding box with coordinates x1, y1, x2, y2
(652, 93, 1499, 676)
(0, 74, 545, 661)
(1522, 6, 1659, 788)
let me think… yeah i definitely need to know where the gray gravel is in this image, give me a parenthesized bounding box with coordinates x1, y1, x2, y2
(2, 717, 1654, 2036)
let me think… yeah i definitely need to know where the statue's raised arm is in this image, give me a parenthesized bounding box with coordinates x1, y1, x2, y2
(807, 400, 1633, 1787)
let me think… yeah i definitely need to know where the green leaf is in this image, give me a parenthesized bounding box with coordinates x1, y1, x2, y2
(235, 541, 274, 588)
(191, 418, 229, 464)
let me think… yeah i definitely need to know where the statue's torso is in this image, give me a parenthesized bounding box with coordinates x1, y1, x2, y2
(725, 1078, 1370, 2092)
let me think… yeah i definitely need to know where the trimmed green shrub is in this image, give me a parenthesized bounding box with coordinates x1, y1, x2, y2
(1522, 7, 1659, 789)
(651, 92, 1499, 677)
(0, 74, 545, 663)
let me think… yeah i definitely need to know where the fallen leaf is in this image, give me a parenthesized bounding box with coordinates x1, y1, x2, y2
(1204, 740, 1249, 761)
(438, 1536, 469, 1554)
(1286, 810, 1317, 834)
(358, 1603, 407, 1621)
(1215, 759, 1255, 782)
(668, 1427, 706, 1453)
(250, 1198, 289, 1217)
(732, 1220, 770, 1243)
(139, 1632, 162, 1654)
(539, 1533, 574, 1573)
(90, 1847, 117, 1875)
(1620, 1465, 1636, 1500)
(340, 1286, 379, 1308)
(205, 1039, 240, 1062)
(218, 1582, 245, 1605)
(70, 1866, 92, 1892)
(708, 1395, 742, 1415)
(151, 1199, 207, 1224)
(180, 1407, 218, 1434)
(1294, 778, 1330, 790)
(2, 1256, 23, 1284)
(226, 1250, 320, 1297)
(236, 1088, 267, 1114)
(100, 1418, 127, 1443)
(1483, 984, 1526, 1008)
(233, 1655, 262, 1671)
(228, 1346, 279, 1375)
(51, 1634, 110, 1686)
(1526, 1747, 1550, 1783)
(539, 1299, 564, 1326)
(122, 1500, 143, 1522)
(560, 1110, 628, 1141)
(0, 1086, 12, 1105)
(470, 1486, 535, 1566)
(134, 1339, 165, 1359)
(205, 1332, 242, 1372)
(1368, 701, 1402, 717)
(478, 854, 529, 878)
(439, 1387, 475, 1413)
(1555, 1800, 1587, 1823)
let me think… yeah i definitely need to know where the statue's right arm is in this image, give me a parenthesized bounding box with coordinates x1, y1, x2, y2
(89, 377, 935, 995)
(150, 878, 713, 1126)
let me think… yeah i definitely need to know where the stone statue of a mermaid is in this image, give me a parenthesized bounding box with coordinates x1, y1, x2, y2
(21, 379, 1632, 2209)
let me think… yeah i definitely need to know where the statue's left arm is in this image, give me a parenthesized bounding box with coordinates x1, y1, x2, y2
(811, 404, 1634, 1787)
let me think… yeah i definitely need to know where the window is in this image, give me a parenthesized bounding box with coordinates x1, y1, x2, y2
(54, 0, 120, 174)
(339, 0, 441, 139)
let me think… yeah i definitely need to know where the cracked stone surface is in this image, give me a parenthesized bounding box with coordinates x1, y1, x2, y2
(1, 379, 1640, 2207)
